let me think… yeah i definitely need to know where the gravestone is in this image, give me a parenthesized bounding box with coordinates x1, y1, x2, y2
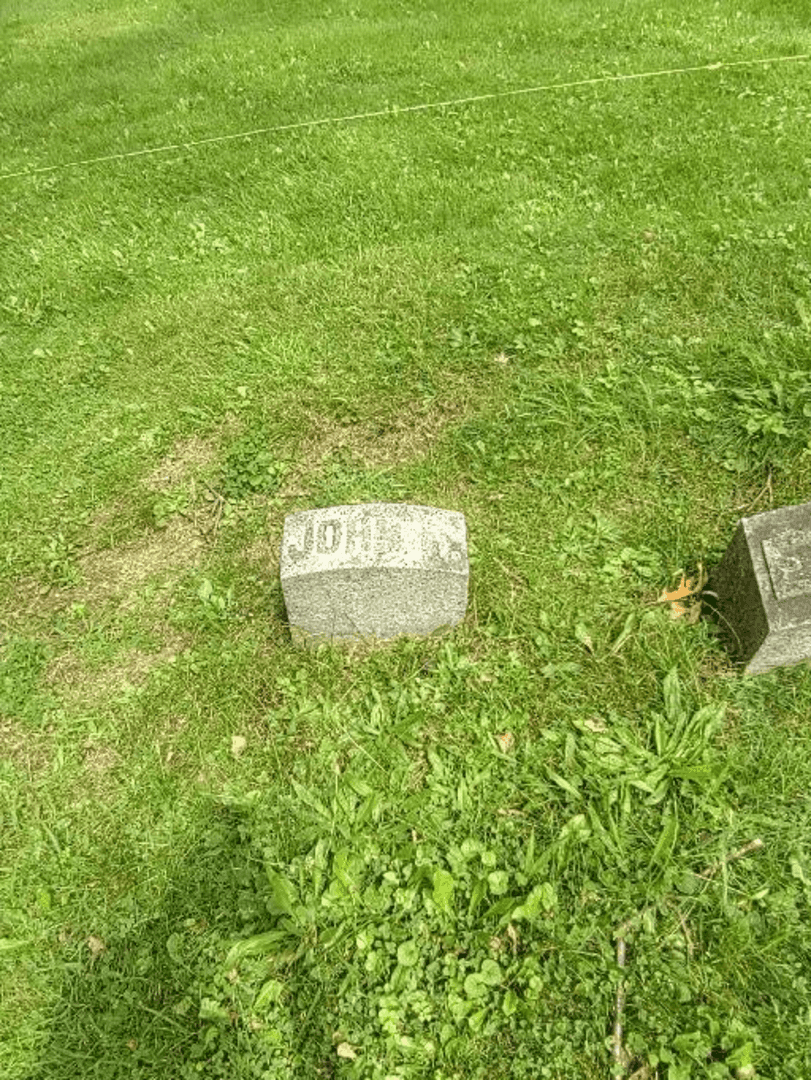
(703, 500, 811, 674)
(280, 503, 469, 647)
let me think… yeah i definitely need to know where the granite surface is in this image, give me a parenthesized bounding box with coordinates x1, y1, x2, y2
(704, 500, 811, 674)
(280, 503, 469, 647)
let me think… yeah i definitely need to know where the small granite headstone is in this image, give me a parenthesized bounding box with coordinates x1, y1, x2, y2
(280, 503, 469, 647)
(703, 500, 811, 674)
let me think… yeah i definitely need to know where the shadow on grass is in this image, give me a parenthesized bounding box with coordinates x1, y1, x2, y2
(27, 801, 336, 1080)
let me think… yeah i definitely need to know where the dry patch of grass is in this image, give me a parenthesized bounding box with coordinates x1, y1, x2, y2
(90, 427, 233, 542)
(4, 401, 470, 681)
(280, 398, 468, 493)
(72, 736, 126, 804)
(75, 516, 206, 610)
(81, 739, 121, 776)
(0, 719, 52, 777)
(242, 396, 471, 567)
(45, 634, 187, 708)
(141, 435, 221, 494)
(12, 6, 152, 46)
(7, 427, 230, 629)
(5, 514, 204, 629)
(242, 535, 279, 575)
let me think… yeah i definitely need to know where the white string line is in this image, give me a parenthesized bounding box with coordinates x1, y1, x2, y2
(1, 52, 808, 182)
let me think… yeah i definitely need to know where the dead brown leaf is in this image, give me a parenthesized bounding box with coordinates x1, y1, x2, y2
(657, 563, 709, 624)
(506, 923, 520, 954)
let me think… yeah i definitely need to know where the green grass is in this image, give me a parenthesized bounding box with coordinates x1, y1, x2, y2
(2, 0, 811, 1076)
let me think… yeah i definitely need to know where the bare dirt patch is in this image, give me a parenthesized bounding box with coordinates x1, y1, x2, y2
(242, 398, 472, 575)
(82, 739, 121, 775)
(142, 435, 221, 493)
(45, 626, 186, 699)
(75, 517, 206, 609)
(45, 633, 188, 707)
(0, 720, 51, 776)
(279, 399, 467, 495)
(242, 536, 279, 574)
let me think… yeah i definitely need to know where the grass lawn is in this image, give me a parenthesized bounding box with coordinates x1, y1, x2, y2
(2, 0, 811, 1076)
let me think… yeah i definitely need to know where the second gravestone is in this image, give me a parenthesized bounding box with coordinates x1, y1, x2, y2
(280, 503, 469, 647)
(704, 500, 811, 674)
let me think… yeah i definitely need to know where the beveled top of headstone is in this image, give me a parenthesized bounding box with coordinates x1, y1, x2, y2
(280, 503, 468, 579)
(742, 501, 811, 609)
(760, 528, 811, 602)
